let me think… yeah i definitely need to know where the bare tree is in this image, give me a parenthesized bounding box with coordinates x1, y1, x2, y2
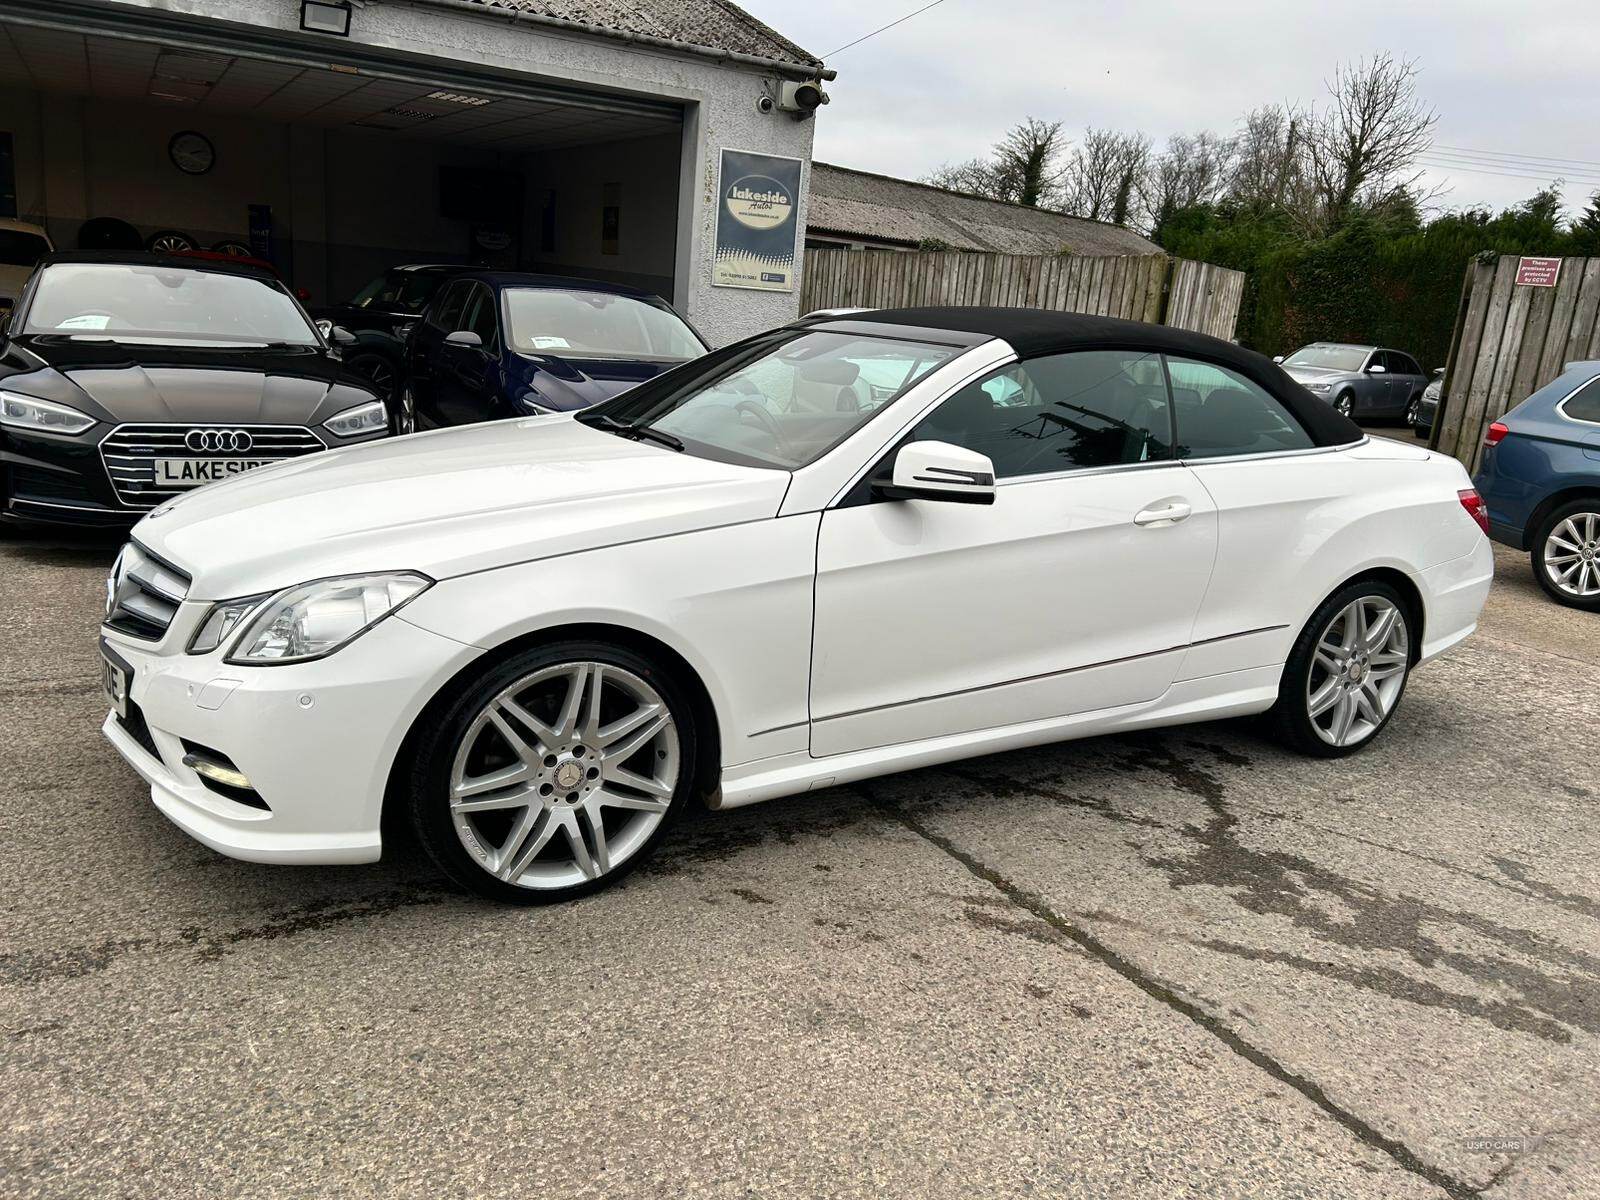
(923, 118, 1067, 207)
(1141, 130, 1236, 231)
(1305, 54, 1438, 227)
(1228, 103, 1306, 213)
(1062, 128, 1150, 224)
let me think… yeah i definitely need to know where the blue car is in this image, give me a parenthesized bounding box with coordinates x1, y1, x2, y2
(404, 272, 707, 429)
(1472, 360, 1600, 609)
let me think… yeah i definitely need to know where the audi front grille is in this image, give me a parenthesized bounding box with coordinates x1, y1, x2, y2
(99, 424, 328, 508)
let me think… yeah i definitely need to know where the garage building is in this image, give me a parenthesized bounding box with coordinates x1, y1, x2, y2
(0, 0, 829, 343)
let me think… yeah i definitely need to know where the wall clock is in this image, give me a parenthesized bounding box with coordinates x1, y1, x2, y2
(169, 131, 215, 176)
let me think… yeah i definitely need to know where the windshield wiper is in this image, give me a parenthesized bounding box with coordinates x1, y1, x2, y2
(581, 412, 684, 452)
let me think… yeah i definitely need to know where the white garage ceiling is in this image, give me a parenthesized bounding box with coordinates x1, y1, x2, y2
(0, 21, 682, 151)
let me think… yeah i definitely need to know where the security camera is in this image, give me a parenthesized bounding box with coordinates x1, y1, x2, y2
(777, 80, 829, 119)
(755, 94, 776, 115)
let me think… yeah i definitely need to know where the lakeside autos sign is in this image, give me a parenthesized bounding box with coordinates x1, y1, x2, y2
(713, 149, 801, 292)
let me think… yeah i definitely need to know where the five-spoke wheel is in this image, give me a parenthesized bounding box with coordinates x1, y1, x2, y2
(1271, 581, 1414, 756)
(408, 643, 693, 902)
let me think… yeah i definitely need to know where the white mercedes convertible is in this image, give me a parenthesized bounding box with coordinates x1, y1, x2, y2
(100, 307, 1493, 902)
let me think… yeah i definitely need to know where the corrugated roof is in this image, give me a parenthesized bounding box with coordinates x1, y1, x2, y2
(808, 163, 1161, 257)
(445, 0, 823, 70)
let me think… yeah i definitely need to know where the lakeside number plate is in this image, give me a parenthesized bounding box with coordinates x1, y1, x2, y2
(155, 458, 281, 487)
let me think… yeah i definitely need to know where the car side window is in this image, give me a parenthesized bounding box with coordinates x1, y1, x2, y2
(465, 286, 499, 347)
(1165, 357, 1315, 459)
(1394, 353, 1421, 376)
(1564, 376, 1600, 423)
(433, 281, 470, 330)
(909, 349, 1172, 480)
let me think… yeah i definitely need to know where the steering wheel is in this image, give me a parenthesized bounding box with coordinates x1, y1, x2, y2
(734, 399, 793, 457)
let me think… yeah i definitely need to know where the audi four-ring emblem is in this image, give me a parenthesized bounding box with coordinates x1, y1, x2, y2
(185, 429, 254, 453)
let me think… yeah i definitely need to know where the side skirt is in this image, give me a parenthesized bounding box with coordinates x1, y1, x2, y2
(710, 664, 1283, 811)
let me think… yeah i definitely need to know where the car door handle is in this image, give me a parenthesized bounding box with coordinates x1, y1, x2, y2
(1133, 501, 1192, 526)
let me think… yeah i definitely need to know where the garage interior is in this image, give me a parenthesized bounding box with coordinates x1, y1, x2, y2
(0, 13, 687, 308)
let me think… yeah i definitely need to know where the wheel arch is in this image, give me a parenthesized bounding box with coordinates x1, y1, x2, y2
(1333, 566, 1426, 663)
(1526, 486, 1600, 547)
(380, 621, 725, 851)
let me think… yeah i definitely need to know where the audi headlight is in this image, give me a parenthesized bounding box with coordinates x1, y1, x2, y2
(324, 400, 389, 438)
(0, 390, 96, 435)
(226, 573, 432, 664)
(1303, 381, 1332, 394)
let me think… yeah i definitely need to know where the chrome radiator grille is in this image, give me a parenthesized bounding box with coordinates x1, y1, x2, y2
(104, 542, 192, 641)
(99, 424, 327, 507)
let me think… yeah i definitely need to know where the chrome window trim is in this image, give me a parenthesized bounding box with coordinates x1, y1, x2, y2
(1178, 438, 1369, 468)
(1554, 376, 1600, 428)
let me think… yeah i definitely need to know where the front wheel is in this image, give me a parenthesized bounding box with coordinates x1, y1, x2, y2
(407, 641, 696, 904)
(1531, 502, 1600, 610)
(1334, 392, 1354, 419)
(1269, 582, 1413, 757)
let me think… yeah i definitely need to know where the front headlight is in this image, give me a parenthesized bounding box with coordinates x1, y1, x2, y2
(1303, 381, 1332, 394)
(0, 390, 96, 435)
(324, 400, 389, 438)
(188, 594, 270, 654)
(226, 572, 432, 664)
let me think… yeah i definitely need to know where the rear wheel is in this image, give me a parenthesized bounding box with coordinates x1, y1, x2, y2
(407, 641, 695, 904)
(1531, 501, 1600, 610)
(1269, 581, 1413, 757)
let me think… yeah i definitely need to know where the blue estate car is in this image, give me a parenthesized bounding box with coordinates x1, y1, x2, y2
(1473, 360, 1600, 609)
(404, 272, 707, 429)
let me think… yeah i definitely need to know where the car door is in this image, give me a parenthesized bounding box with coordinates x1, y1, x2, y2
(409, 280, 472, 428)
(1358, 350, 1393, 416)
(434, 283, 502, 426)
(1166, 355, 1340, 674)
(809, 349, 1219, 758)
(1389, 352, 1425, 416)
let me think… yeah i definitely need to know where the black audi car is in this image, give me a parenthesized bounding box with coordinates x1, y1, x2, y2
(0, 252, 398, 529)
(308, 263, 469, 398)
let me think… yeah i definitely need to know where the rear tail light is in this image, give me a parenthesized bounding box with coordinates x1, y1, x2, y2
(1483, 421, 1508, 448)
(1458, 488, 1489, 535)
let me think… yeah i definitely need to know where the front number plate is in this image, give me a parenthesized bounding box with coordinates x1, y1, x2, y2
(155, 458, 281, 487)
(100, 643, 130, 720)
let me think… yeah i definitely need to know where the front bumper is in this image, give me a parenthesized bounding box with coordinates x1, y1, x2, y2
(100, 611, 479, 864)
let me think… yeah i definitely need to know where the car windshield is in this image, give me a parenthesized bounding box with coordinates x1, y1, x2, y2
(1284, 345, 1368, 372)
(0, 230, 49, 268)
(504, 288, 703, 360)
(582, 329, 961, 470)
(350, 269, 447, 312)
(22, 263, 319, 344)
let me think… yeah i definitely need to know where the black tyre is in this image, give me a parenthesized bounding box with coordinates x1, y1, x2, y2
(344, 351, 399, 402)
(1269, 580, 1414, 758)
(406, 640, 697, 904)
(1530, 500, 1600, 611)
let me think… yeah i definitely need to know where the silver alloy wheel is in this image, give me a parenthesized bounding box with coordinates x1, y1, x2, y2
(400, 385, 415, 434)
(1543, 511, 1600, 598)
(1306, 596, 1409, 747)
(449, 661, 679, 891)
(1335, 394, 1354, 417)
(1406, 397, 1420, 425)
(148, 232, 194, 253)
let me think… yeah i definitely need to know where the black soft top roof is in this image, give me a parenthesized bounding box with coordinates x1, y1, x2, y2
(834, 305, 1362, 448)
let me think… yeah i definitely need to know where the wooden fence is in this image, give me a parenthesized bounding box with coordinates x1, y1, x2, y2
(1433, 254, 1600, 471)
(799, 249, 1245, 339)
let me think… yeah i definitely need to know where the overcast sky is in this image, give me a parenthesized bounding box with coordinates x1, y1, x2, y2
(740, 0, 1600, 219)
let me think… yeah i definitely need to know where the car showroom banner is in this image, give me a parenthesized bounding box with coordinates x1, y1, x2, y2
(713, 149, 802, 292)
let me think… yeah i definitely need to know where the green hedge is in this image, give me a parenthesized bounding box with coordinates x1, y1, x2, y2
(1159, 200, 1586, 370)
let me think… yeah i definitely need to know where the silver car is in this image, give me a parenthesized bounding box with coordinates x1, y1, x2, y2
(1276, 343, 1430, 420)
